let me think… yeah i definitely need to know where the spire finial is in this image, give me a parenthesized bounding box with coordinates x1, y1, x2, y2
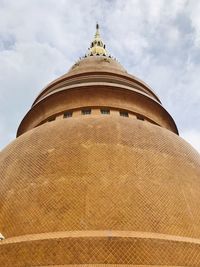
(95, 22, 100, 39)
(86, 24, 109, 57)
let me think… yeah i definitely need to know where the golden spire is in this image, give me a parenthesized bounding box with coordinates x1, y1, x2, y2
(87, 23, 108, 57)
(95, 23, 100, 38)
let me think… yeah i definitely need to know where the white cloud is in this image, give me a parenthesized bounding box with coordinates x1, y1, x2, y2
(181, 130, 200, 154)
(187, 0, 200, 47)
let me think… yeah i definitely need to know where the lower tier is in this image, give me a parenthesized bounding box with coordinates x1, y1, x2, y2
(1, 231, 200, 266)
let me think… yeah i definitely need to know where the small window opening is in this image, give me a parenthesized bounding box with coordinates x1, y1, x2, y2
(82, 109, 91, 115)
(137, 115, 144, 121)
(120, 111, 129, 117)
(0, 233, 5, 241)
(48, 117, 55, 122)
(101, 109, 110, 115)
(63, 112, 73, 118)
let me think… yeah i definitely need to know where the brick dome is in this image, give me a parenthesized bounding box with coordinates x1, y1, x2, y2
(1, 117, 200, 265)
(1, 117, 200, 238)
(1, 25, 200, 266)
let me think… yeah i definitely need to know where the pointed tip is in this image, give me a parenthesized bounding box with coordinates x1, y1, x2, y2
(86, 23, 108, 57)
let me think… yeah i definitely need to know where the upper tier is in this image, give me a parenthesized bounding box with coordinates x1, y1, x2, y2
(33, 56, 161, 106)
(17, 56, 178, 136)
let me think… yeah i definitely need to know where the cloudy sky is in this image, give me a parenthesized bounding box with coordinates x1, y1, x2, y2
(0, 0, 200, 152)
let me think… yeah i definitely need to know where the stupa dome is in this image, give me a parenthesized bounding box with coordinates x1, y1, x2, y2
(1, 24, 200, 266)
(1, 117, 200, 238)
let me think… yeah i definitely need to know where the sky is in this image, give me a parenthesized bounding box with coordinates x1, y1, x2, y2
(0, 0, 200, 153)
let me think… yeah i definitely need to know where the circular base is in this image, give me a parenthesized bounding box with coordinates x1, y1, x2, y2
(1, 231, 200, 266)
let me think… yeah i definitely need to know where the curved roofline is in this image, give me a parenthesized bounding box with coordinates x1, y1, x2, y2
(32, 71, 161, 106)
(33, 81, 162, 106)
(17, 84, 178, 137)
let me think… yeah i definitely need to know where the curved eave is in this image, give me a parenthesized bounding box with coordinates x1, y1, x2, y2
(35, 81, 162, 106)
(32, 71, 161, 106)
(17, 83, 178, 137)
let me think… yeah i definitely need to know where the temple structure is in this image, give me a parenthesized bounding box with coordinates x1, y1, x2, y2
(1, 25, 200, 266)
